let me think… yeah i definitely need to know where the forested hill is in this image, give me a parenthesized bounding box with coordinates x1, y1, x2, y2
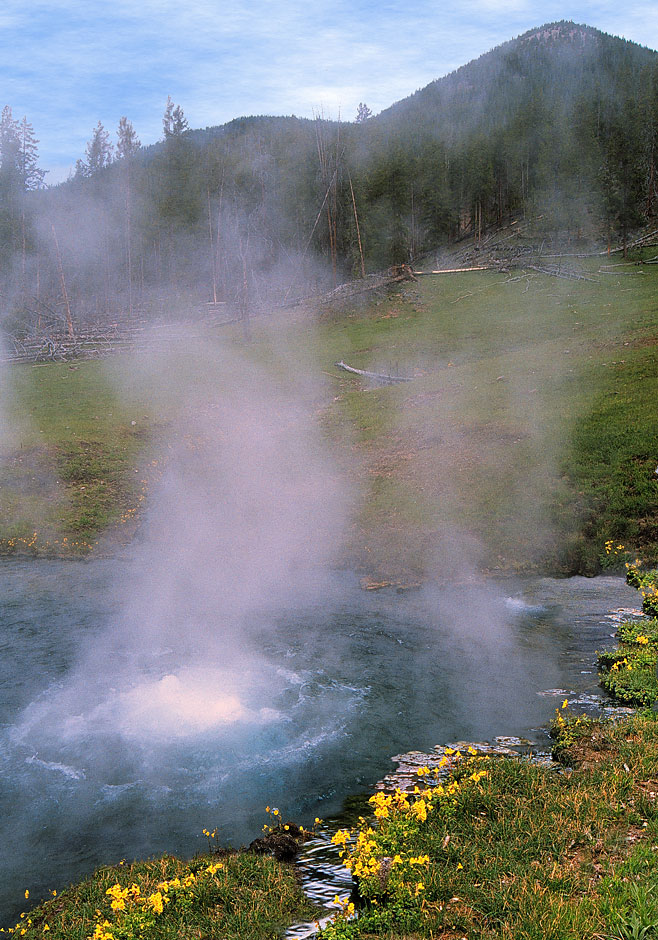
(363, 21, 658, 241)
(2, 20, 657, 331)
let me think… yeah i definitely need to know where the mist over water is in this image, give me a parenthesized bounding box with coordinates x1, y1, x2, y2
(0, 326, 641, 928)
(0, 552, 639, 925)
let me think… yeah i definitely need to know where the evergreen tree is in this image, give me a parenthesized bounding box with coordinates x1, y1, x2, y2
(162, 96, 189, 139)
(116, 116, 141, 160)
(77, 121, 113, 177)
(18, 117, 46, 190)
(355, 102, 372, 123)
(0, 106, 22, 263)
(0, 105, 20, 182)
(116, 117, 140, 316)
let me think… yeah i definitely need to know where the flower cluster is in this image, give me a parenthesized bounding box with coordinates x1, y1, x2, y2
(0, 533, 96, 556)
(605, 540, 625, 556)
(329, 756, 489, 921)
(625, 559, 658, 617)
(87, 859, 224, 939)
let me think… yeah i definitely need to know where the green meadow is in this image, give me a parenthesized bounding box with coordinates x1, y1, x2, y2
(2, 251, 656, 580)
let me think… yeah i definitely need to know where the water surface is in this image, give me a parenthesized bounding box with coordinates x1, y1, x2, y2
(0, 560, 638, 925)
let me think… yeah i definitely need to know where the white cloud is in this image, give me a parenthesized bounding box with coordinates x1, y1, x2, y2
(0, 0, 655, 178)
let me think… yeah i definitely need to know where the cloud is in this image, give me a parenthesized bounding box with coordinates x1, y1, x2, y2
(0, 0, 655, 180)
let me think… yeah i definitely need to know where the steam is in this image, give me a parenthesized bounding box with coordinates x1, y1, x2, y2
(15, 331, 349, 748)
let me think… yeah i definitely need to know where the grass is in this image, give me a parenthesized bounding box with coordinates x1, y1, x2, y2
(313, 712, 658, 940)
(3, 849, 318, 939)
(0, 360, 157, 553)
(306, 558, 658, 940)
(312, 251, 658, 578)
(595, 560, 658, 707)
(1, 250, 657, 577)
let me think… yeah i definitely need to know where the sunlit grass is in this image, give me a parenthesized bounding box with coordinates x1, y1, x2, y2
(5, 850, 317, 939)
(319, 714, 658, 940)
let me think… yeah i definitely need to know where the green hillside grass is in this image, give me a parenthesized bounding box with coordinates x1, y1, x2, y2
(1, 252, 656, 576)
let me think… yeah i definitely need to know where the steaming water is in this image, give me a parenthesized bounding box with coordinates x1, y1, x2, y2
(0, 560, 639, 926)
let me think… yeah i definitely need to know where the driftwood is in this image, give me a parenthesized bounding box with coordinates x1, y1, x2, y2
(334, 360, 412, 384)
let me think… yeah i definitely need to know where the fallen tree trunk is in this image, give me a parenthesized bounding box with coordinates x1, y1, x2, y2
(334, 360, 412, 384)
(413, 266, 490, 275)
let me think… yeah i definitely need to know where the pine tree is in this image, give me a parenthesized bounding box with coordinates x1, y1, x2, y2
(116, 116, 140, 160)
(18, 117, 46, 190)
(355, 102, 372, 123)
(116, 117, 140, 316)
(162, 96, 189, 139)
(0, 105, 20, 181)
(0, 106, 22, 265)
(77, 121, 113, 177)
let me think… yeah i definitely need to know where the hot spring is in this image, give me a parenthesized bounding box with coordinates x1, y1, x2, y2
(0, 557, 638, 926)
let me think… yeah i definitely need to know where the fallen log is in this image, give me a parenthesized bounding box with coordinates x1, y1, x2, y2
(414, 265, 490, 275)
(334, 360, 412, 384)
(526, 264, 597, 282)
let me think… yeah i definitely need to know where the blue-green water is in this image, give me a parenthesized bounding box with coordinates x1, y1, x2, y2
(0, 559, 639, 926)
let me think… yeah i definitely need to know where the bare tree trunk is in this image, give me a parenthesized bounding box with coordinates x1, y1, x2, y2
(123, 164, 134, 318)
(349, 174, 365, 277)
(51, 224, 74, 339)
(207, 187, 217, 305)
(239, 235, 251, 342)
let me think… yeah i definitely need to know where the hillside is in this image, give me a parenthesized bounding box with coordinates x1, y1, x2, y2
(0, 21, 656, 336)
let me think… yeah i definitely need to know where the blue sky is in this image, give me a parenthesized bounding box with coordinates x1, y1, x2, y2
(1, 0, 657, 183)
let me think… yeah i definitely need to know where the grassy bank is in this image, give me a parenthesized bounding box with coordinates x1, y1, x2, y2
(10, 715, 658, 940)
(310, 566, 658, 940)
(2, 848, 318, 939)
(1, 252, 657, 576)
(316, 712, 658, 940)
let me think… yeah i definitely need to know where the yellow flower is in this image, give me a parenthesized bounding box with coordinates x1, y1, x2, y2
(147, 891, 168, 915)
(411, 799, 428, 822)
(562, 699, 568, 709)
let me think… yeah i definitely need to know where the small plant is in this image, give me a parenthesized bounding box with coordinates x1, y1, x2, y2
(608, 883, 658, 940)
(626, 560, 658, 618)
(602, 540, 630, 569)
(550, 701, 602, 760)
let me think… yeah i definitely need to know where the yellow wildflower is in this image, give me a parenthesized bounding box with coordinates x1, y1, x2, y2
(411, 799, 429, 822)
(147, 891, 168, 915)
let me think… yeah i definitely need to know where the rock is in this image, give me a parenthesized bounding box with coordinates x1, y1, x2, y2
(248, 823, 307, 861)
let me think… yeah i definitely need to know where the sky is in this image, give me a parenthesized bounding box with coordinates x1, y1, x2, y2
(1, 0, 657, 184)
